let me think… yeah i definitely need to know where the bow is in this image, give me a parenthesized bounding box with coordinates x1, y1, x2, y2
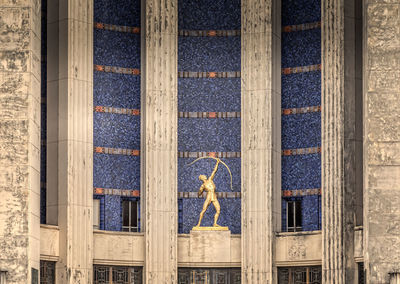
(187, 156, 234, 191)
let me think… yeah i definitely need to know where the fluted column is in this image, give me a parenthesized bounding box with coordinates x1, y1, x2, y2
(0, 0, 41, 283)
(321, 0, 357, 283)
(364, 0, 400, 283)
(56, 0, 93, 282)
(241, 0, 280, 282)
(144, 0, 178, 282)
(391, 273, 400, 284)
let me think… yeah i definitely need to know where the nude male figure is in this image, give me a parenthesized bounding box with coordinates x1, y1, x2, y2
(195, 158, 222, 227)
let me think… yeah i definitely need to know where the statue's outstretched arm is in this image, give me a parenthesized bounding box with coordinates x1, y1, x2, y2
(210, 159, 220, 180)
(198, 184, 204, 197)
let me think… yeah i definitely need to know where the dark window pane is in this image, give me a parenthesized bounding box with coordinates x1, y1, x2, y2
(131, 201, 138, 228)
(288, 201, 294, 229)
(122, 201, 130, 227)
(295, 200, 302, 229)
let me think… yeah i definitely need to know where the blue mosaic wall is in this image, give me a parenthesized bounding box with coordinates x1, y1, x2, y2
(178, 0, 241, 234)
(40, 0, 47, 224)
(93, 0, 141, 231)
(281, 0, 322, 232)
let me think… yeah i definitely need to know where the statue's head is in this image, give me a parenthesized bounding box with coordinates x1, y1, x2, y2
(199, 175, 207, 182)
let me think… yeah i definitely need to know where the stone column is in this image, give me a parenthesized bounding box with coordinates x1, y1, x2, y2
(321, 0, 358, 283)
(241, 0, 281, 282)
(56, 0, 93, 282)
(391, 273, 400, 284)
(143, 0, 178, 282)
(0, 0, 41, 283)
(364, 1, 400, 283)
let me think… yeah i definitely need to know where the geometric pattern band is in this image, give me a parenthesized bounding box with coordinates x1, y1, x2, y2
(178, 151, 241, 158)
(94, 187, 140, 197)
(94, 106, 140, 116)
(178, 71, 240, 78)
(94, 64, 140, 75)
(178, 191, 241, 198)
(283, 21, 321, 33)
(94, 22, 140, 34)
(282, 105, 321, 115)
(94, 146, 140, 156)
(282, 188, 321, 197)
(282, 146, 321, 156)
(179, 30, 240, 37)
(178, 111, 240, 118)
(282, 64, 321, 75)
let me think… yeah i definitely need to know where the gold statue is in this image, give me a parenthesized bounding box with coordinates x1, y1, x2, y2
(188, 156, 233, 231)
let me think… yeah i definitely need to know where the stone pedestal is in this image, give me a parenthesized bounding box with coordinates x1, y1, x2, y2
(188, 230, 232, 264)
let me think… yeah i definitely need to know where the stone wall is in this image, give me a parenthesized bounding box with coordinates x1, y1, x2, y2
(364, 0, 400, 283)
(0, 0, 41, 283)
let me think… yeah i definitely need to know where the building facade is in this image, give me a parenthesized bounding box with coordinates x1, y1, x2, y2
(0, 0, 399, 283)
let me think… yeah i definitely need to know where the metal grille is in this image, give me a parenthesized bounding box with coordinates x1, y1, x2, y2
(278, 266, 322, 284)
(94, 265, 142, 284)
(178, 268, 240, 284)
(40, 261, 55, 284)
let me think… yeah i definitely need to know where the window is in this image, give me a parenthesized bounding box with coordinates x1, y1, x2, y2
(287, 200, 302, 232)
(278, 266, 321, 284)
(40, 261, 55, 284)
(93, 199, 100, 230)
(94, 265, 142, 284)
(178, 268, 241, 284)
(122, 200, 138, 232)
(358, 262, 365, 284)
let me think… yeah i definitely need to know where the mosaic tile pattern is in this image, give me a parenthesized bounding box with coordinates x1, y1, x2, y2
(94, 112, 140, 149)
(281, 112, 321, 149)
(178, 78, 241, 112)
(281, 29, 321, 68)
(178, 37, 240, 71)
(281, 154, 321, 196)
(178, 0, 241, 233)
(181, 198, 241, 234)
(94, 0, 140, 27)
(94, 29, 140, 68)
(282, 72, 321, 109)
(94, 72, 140, 109)
(281, 0, 321, 26)
(94, 0, 141, 232)
(281, 0, 321, 232)
(178, 158, 241, 192)
(104, 195, 121, 231)
(178, 0, 240, 30)
(178, 191, 241, 198)
(178, 119, 241, 152)
(93, 153, 140, 193)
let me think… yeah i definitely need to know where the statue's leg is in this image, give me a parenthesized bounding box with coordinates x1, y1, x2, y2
(196, 198, 210, 227)
(213, 200, 221, 226)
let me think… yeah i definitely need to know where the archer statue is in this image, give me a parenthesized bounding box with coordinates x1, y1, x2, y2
(188, 156, 233, 230)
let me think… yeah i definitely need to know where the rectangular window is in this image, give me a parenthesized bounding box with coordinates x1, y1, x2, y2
(287, 200, 302, 232)
(278, 266, 321, 284)
(93, 199, 100, 230)
(40, 261, 55, 284)
(122, 200, 138, 232)
(94, 265, 142, 284)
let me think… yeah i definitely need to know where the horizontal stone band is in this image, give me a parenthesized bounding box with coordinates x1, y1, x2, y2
(179, 30, 240, 37)
(94, 146, 140, 156)
(94, 64, 140, 75)
(94, 22, 140, 34)
(94, 187, 140, 197)
(282, 64, 321, 74)
(178, 111, 240, 118)
(94, 106, 140, 116)
(178, 71, 240, 78)
(283, 22, 321, 32)
(178, 192, 241, 198)
(178, 152, 241, 158)
(282, 147, 321, 156)
(281, 106, 321, 115)
(282, 188, 321, 197)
